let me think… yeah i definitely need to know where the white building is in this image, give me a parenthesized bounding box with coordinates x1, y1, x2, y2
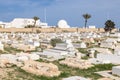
(88, 26, 96, 28)
(0, 21, 6, 28)
(57, 20, 70, 28)
(0, 18, 48, 28)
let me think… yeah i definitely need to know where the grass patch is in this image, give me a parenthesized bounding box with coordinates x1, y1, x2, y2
(52, 61, 114, 80)
(2, 59, 115, 80)
(4, 46, 23, 54)
(81, 56, 89, 60)
(77, 48, 88, 54)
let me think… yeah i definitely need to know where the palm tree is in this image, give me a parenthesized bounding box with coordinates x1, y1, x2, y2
(83, 13, 91, 28)
(32, 16, 39, 32)
(33, 16, 39, 28)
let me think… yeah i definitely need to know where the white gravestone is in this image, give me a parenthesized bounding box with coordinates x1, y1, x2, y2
(80, 42, 87, 48)
(0, 41, 4, 51)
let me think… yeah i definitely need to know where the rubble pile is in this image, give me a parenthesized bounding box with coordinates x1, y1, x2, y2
(21, 60, 61, 77)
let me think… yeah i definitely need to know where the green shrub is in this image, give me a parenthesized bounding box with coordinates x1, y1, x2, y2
(50, 38, 63, 47)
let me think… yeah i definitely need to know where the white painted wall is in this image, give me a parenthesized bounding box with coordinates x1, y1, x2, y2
(10, 18, 41, 28)
(0, 18, 48, 28)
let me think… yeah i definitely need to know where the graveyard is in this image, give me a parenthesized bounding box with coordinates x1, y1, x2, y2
(1, 0, 120, 79)
(0, 31, 120, 80)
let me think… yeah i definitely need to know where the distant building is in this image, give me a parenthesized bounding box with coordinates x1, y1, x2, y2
(0, 18, 48, 28)
(88, 25, 96, 28)
(0, 21, 5, 28)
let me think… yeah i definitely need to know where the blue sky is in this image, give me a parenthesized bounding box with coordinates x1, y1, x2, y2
(0, 0, 120, 28)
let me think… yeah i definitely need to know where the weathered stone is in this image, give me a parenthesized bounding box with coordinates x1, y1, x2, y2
(21, 60, 61, 77)
(29, 54, 40, 60)
(112, 66, 120, 76)
(17, 56, 29, 62)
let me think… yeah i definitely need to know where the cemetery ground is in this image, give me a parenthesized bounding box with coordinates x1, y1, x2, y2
(0, 58, 115, 80)
(0, 40, 117, 80)
(0, 44, 23, 54)
(1, 33, 120, 80)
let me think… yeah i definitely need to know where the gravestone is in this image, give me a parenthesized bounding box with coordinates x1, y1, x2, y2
(80, 42, 87, 48)
(112, 66, 120, 76)
(89, 49, 95, 58)
(33, 41, 40, 47)
(0, 41, 4, 51)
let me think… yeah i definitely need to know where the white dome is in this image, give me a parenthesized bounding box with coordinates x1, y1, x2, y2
(57, 20, 70, 28)
(0, 21, 3, 24)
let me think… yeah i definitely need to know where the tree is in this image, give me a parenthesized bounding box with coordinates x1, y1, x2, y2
(32, 16, 39, 32)
(33, 16, 39, 28)
(50, 38, 63, 47)
(104, 20, 115, 32)
(83, 13, 91, 28)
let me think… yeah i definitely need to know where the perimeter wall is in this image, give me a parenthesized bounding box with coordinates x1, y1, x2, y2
(0, 28, 117, 33)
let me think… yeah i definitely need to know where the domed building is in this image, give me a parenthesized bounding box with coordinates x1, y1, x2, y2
(57, 20, 70, 28)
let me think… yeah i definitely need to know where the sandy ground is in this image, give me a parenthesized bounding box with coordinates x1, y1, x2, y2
(0, 68, 15, 80)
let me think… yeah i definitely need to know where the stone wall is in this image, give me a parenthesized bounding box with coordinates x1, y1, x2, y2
(0, 28, 117, 33)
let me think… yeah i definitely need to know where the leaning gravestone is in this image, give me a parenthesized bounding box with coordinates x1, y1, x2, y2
(89, 49, 95, 58)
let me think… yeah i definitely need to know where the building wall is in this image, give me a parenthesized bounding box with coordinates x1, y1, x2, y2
(8, 18, 41, 28)
(0, 18, 48, 28)
(0, 24, 4, 28)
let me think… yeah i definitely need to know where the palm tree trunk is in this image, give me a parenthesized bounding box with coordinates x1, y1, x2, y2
(85, 19, 87, 28)
(77, 28, 78, 32)
(54, 27, 56, 32)
(32, 21, 36, 33)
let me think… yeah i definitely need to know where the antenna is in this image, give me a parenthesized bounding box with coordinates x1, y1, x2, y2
(44, 8, 47, 23)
